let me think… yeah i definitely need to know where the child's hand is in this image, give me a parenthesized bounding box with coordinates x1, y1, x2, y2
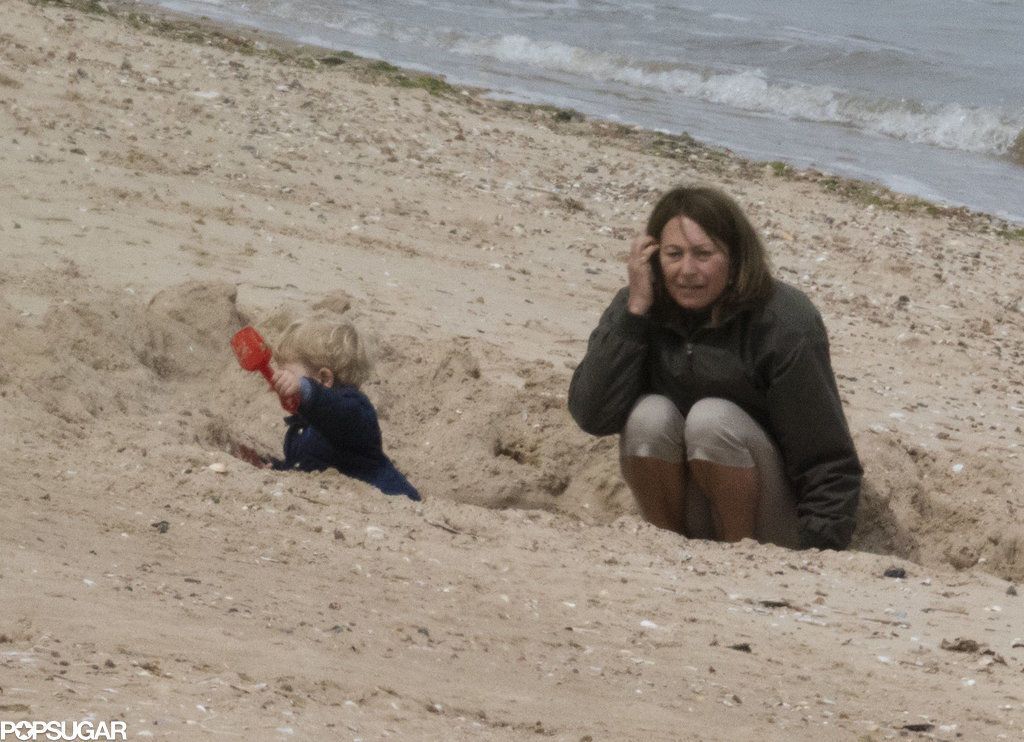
(272, 367, 303, 401)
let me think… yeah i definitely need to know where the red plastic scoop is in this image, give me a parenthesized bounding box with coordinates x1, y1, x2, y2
(230, 326, 299, 413)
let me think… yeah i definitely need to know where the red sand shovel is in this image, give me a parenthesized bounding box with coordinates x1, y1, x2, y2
(230, 326, 299, 413)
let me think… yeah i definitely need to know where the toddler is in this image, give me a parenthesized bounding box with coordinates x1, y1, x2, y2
(266, 318, 420, 501)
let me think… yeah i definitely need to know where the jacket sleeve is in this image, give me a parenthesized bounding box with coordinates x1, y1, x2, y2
(568, 288, 651, 436)
(764, 330, 862, 550)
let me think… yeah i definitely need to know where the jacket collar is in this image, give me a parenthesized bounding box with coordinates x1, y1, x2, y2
(653, 298, 750, 336)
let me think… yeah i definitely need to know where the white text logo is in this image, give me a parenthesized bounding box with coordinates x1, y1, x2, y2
(0, 721, 127, 741)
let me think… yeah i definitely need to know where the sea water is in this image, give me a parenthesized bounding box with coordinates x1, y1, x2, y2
(152, 0, 1024, 222)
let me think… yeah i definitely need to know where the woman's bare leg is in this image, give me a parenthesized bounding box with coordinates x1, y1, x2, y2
(620, 456, 687, 534)
(687, 460, 759, 541)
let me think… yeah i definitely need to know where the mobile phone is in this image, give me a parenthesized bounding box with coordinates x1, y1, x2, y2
(648, 242, 663, 280)
(647, 242, 666, 306)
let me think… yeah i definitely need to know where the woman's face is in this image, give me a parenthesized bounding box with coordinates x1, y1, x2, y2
(657, 216, 731, 311)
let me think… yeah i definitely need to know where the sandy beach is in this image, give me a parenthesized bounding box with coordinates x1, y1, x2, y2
(2, 0, 1023, 738)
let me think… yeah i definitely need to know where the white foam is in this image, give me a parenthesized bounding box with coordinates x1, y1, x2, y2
(448, 33, 1024, 158)
(710, 13, 751, 23)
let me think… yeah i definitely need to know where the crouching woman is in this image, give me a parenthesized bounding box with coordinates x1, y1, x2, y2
(568, 186, 861, 550)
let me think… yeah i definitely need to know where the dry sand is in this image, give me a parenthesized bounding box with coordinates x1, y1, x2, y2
(2, 1, 1023, 739)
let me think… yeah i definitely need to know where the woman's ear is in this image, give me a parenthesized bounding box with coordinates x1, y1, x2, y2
(316, 367, 335, 388)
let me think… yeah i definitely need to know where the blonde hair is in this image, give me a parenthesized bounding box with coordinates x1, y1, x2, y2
(274, 318, 372, 387)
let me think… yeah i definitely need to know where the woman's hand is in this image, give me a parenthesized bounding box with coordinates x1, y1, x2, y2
(627, 234, 660, 316)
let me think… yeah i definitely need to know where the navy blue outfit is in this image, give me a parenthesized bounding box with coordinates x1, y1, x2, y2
(272, 377, 420, 501)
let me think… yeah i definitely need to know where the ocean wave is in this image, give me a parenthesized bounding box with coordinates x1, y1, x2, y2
(449, 33, 1024, 159)
(710, 12, 751, 23)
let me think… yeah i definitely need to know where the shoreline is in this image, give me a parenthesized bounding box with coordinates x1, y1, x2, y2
(43, 0, 1024, 235)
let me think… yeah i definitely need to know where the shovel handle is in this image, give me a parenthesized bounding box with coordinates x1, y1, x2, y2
(231, 326, 298, 413)
(259, 363, 299, 413)
(280, 392, 300, 414)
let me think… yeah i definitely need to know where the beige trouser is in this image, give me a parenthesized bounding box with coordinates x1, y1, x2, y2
(619, 394, 799, 548)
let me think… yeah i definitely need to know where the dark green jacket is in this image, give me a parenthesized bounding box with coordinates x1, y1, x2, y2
(568, 280, 861, 550)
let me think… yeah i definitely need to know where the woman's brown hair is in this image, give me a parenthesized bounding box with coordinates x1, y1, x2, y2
(646, 185, 773, 312)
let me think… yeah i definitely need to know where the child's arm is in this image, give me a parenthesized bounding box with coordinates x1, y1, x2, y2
(271, 367, 304, 404)
(274, 372, 380, 451)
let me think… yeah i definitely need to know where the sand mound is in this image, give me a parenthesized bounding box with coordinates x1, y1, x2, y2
(138, 281, 244, 379)
(1, 277, 1019, 580)
(853, 430, 1024, 579)
(4, 279, 1021, 578)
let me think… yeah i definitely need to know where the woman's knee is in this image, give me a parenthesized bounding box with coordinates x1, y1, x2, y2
(684, 398, 758, 468)
(619, 394, 685, 462)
